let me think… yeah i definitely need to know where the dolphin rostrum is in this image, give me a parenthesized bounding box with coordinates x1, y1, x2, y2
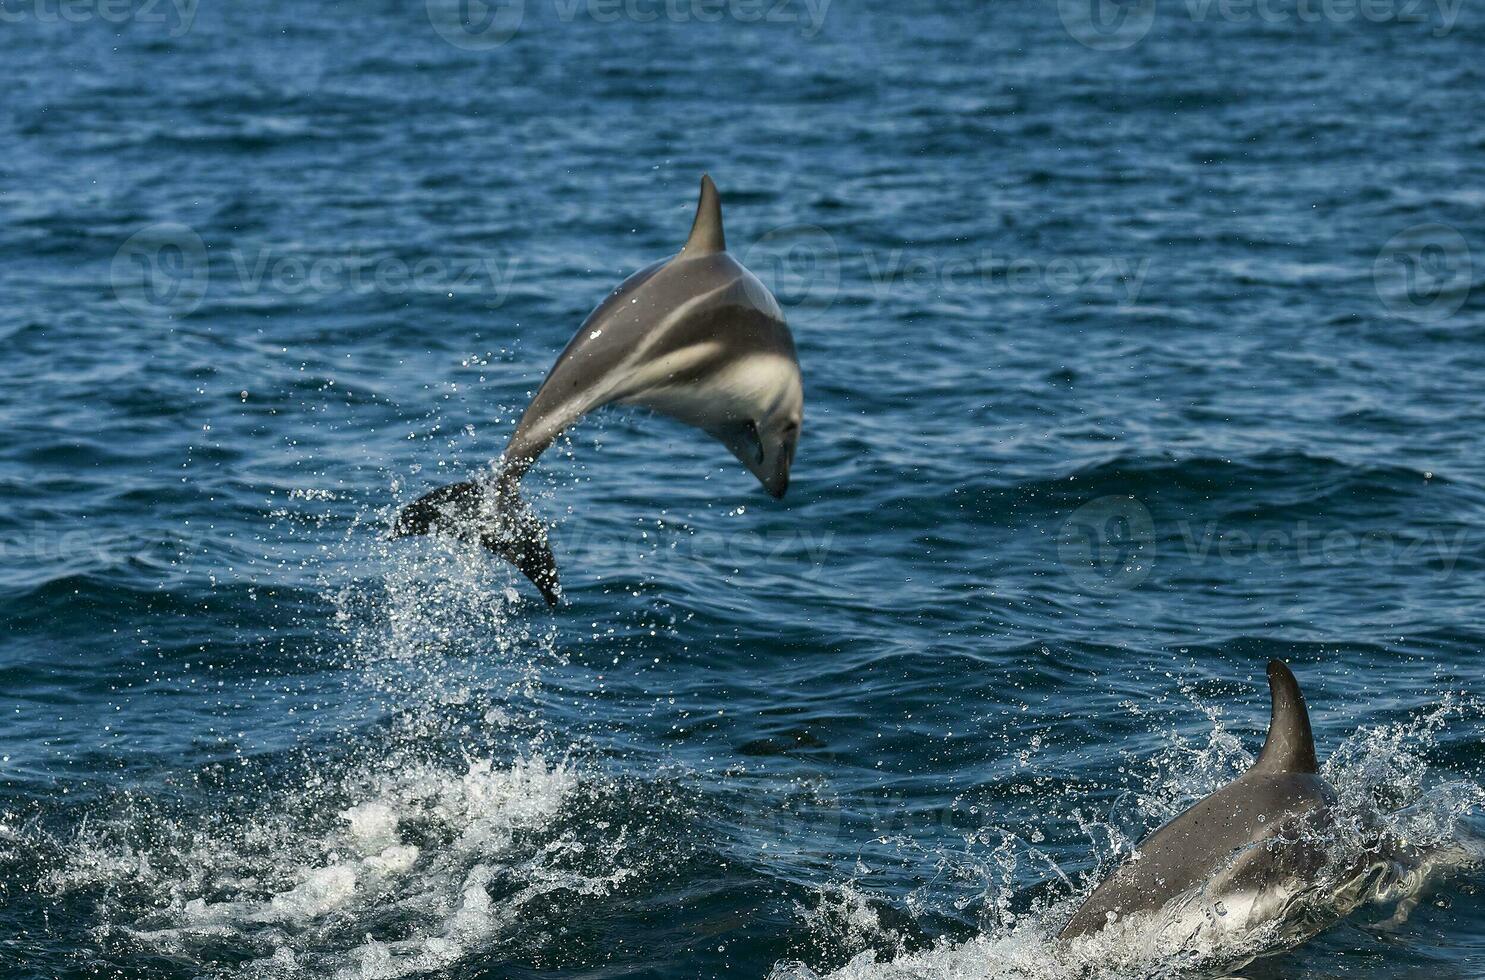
(392, 175, 804, 605)
(1060, 660, 1345, 944)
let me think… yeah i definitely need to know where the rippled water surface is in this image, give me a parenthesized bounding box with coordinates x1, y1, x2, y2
(3, 1, 1485, 977)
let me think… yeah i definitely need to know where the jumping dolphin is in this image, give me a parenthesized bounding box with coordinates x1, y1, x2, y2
(392, 175, 804, 605)
(1060, 661, 1345, 944)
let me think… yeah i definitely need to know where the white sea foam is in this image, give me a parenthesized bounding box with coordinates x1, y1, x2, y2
(47, 753, 591, 977)
(36, 520, 636, 977)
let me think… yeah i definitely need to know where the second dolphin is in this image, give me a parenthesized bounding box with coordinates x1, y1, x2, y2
(1060, 661, 1378, 951)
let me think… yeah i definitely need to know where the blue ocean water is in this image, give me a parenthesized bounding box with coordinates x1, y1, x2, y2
(3, 0, 1485, 976)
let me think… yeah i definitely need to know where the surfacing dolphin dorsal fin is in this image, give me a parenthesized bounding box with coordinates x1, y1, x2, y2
(679, 174, 725, 257)
(1251, 660, 1319, 775)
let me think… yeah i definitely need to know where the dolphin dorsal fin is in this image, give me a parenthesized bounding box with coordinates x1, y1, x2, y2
(680, 174, 725, 257)
(1251, 660, 1319, 775)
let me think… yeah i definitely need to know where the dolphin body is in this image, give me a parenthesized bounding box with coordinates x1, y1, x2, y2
(392, 176, 804, 605)
(1060, 661, 1346, 944)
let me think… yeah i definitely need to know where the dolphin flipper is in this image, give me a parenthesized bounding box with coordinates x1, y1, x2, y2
(391, 479, 561, 606)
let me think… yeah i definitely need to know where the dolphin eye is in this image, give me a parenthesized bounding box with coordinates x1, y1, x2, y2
(743, 420, 764, 464)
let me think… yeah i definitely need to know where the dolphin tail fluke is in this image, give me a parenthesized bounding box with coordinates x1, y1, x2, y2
(390, 479, 561, 606)
(1252, 660, 1319, 775)
(483, 492, 561, 606)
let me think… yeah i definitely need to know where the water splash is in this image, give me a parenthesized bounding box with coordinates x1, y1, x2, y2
(23, 487, 626, 978)
(771, 694, 1485, 980)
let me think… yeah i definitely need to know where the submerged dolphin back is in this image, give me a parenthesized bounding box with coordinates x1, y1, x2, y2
(1059, 660, 1333, 941)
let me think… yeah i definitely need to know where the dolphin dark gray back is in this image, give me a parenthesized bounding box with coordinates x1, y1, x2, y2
(497, 176, 794, 478)
(1058, 660, 1333, 941)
